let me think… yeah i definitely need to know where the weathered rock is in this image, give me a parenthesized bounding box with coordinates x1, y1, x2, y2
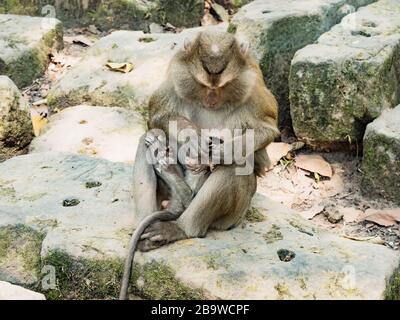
(230, 0, 377, 128)
(29, 105, 146, 163)
(290, 0, 400, 150)
(0, 0, 204, 30)
(47, 24, 228, 111)
(362, 105, 400, 205)
(0, 152, 398, 299)
(0, 76, 33, 162)
(0, 14, 63, 88)
(0, 281, 45, 300)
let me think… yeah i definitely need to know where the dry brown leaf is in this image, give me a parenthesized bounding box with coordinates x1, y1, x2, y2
(266, 142, 293, 170)
(294, 154, 332, 178)
(342, 235, 385, 245)
(363, 208, 400, 227)
(105, 62, 134, 73)
(30, 104, 49, 137)
(299, 205, 325, 220)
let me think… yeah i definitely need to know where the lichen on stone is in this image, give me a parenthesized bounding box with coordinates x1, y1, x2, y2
(0, 224, 44, 285)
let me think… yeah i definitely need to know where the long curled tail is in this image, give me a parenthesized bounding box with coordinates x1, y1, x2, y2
(119, 211, 177, 300)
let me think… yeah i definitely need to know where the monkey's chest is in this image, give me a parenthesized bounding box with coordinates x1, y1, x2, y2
(182, 105, 242, 130)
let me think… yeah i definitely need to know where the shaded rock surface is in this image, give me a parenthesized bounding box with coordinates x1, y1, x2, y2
(0, 281, 45, 300)
(230, 0, 377, 128)
(0, 153, 398, 299)
(290, 0, 400, 149)
(0, 14, 63, 88)
(0, 0, 204, 30)
(47, 24, 228, 111)
(0, 76, 33, 162)
(362, 105, 400, 205)
(29, 105, 146, 163)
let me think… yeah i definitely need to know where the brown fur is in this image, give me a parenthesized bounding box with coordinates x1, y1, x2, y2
(133, 31, 279, 251)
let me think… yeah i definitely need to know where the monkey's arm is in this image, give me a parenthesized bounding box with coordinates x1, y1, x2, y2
(211, 87, 280, 164)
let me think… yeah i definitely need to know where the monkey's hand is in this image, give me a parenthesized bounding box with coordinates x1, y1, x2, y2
(145, 131, 177, 173)
(184, 157, 210, 174)
(138, 221, 187, 252)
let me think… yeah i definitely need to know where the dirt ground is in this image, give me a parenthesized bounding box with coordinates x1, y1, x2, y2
(258, 149, 400, 250)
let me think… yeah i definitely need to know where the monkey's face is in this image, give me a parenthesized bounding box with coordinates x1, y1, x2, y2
(182, 31, 248, 109)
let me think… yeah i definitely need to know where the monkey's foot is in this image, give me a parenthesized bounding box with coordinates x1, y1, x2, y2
(138, 221, 187, 252)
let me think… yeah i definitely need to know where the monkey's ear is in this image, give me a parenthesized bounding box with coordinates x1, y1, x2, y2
(239, 42, 250, 56)
(184, 38, 192, 53)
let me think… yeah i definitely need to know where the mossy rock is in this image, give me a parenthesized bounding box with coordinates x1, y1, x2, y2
(289, 0, 400, 149)
(41, 250, 204, 300)
(231, 0, 377, 129)
(0, 76, 33, 161)
(0, 14, 63, 88)
(0, 0, 204, 30)
(0, 224, 44, 286)
(361, 105, 400, 204)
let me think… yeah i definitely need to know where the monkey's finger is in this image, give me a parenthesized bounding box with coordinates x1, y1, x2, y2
(138, 239, 160, 252)
(149, 235, 164, 242)
(140, 231, 156, 240)
(144, 135, 156, 146)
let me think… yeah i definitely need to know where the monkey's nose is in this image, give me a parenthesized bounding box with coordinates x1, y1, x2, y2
(205, 90, 219, 108)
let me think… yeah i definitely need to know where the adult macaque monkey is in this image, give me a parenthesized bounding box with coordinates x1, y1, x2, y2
(120, 31, 279, 299)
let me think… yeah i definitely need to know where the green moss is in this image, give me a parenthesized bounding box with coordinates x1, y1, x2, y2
(132, 261, 205, 300)
(138, 37, 156, 43)
(41, 251, 124, 300)
(245, 207, 265, 223)
(227, 23, 237, 34)
(204, 256, 220, 270)
(41, 250, 204, 300)
(152, 0, 204, 28)
(362, 132, 400, 204)
(85, 181, 102, 188)
(1, 0, 203, 30)
(3, 22, 62, 88)
(385, 265, 400, 300)
(1, 96, 33, 150)
(48, 84, 136, 111)
(0, 224, 44, 283)
(0, 0, 37, 15)
(231, 0, 252, 8)
(263, 224, 283, 244)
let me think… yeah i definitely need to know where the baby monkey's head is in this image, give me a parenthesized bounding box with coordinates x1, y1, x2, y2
(180, 31, 250, 109)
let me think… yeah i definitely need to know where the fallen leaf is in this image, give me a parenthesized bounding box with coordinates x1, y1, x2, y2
(30, 104, 49, 137)
(294, 154, 333, 178)
(266, 142, 293, 170)
(342, 235, 385, 245)
(105, 62, 134, 73)
(363, 208, 400, 227)
(299, 205, 324, 220)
